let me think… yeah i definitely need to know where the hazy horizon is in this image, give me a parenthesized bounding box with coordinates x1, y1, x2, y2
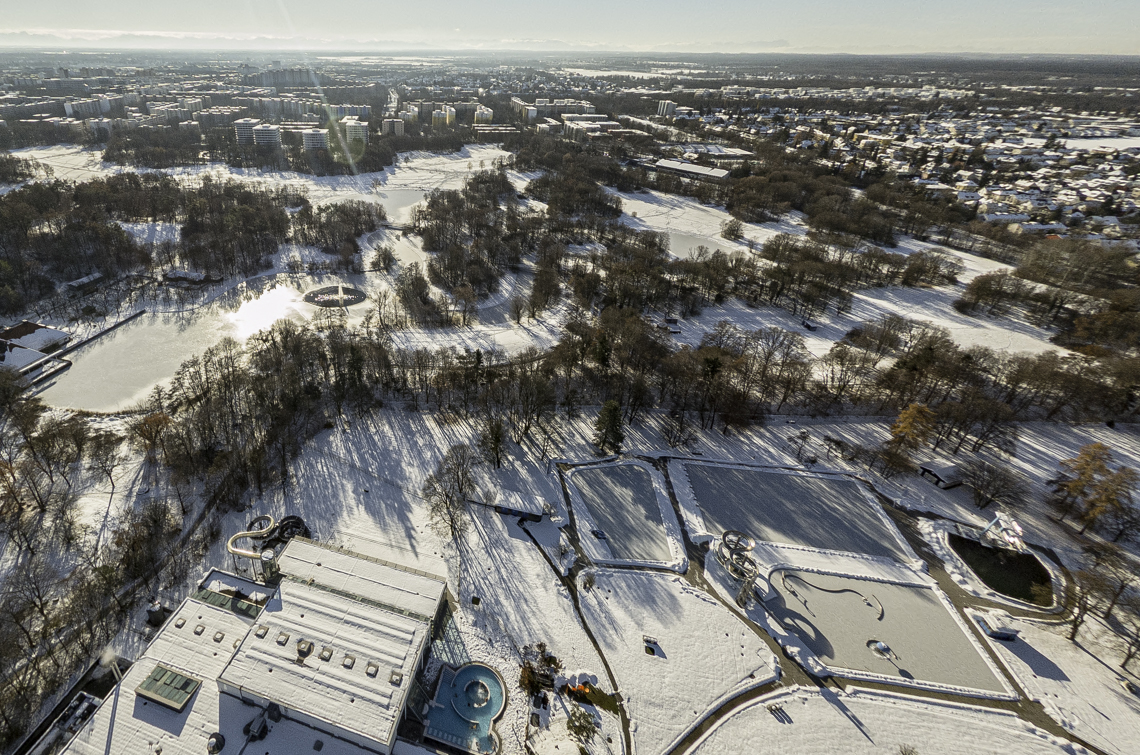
(2, 0, 1139, 56)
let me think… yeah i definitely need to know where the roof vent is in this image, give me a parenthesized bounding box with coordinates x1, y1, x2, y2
(342, 655, 355, 669)
(206, 733, 225, 754)
(193, 624, 205, 635)
(297, 640, 314, 660)
(365, 662, 378, 678)
(276, 632, 290, 646)
(389, 670, 404, 686)
(255, 625, 269, 638)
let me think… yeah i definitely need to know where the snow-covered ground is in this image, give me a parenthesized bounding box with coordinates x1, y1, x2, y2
(13, 144, 512, 210)
(577, 569, 778, 755)
(689, 687, 1081, 755)
(982, 616, 1140, 755)
(669, 276, 1059, 358)
(611, 187, 807, 259)
(117, 220, 181, 245)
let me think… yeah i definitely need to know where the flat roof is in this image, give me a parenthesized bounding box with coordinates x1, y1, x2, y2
(61, 544, 446, 755)
(654, 158, 731, 180)
(59, 593, 258, 755)
(276, 538, 446, 622)
(217, 577, 431, 747)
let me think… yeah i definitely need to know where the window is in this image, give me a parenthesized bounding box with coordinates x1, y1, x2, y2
(135, 665, 201, 712)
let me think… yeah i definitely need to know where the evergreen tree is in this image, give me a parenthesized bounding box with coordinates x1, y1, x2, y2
(593, 400, 625, 454)
(478, 416, 506, 469)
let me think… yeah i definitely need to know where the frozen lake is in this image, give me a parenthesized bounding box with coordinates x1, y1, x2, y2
(36, 279, 343, 412)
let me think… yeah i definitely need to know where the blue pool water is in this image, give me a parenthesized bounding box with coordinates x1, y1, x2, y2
(425, 663, 506, 754)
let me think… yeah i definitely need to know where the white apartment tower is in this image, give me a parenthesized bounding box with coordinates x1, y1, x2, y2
(474, 105, 494, 125)
(301, 128, 329, 150)
(381, 118, 404, 136)
(658, 100, 677, 117)
(234, 117, 261, 144)
(251, 123, 281, 146)
(342, 116, 369, 144)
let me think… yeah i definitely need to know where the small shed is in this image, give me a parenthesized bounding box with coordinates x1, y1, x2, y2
(919, 461, 963, 489)
(494, 489, 547, 523)
(63, 272, 103, 295)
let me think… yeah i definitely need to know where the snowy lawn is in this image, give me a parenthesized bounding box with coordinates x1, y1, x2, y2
(690, 687, 1079, 755)
(577, 570, 778, 755)
(983, 616, 1140, 755)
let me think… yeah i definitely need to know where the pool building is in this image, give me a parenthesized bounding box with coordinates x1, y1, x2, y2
(57, 536, 448, 755)
(424, 663, 507, 754)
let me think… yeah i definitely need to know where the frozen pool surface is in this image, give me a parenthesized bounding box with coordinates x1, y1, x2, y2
(683, 464, 911, 562)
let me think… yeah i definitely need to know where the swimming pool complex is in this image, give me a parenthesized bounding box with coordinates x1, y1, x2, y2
(424, 663, 506, 754)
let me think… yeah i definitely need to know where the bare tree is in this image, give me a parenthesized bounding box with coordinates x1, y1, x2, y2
(87, 431, 125, 501)
(962, 459, 1028, 510)
(1069, 570, 1110, 641)
(422, 444, 476, 545)
(1086, 543, 1140, 621)
(509, 296, 526, 325)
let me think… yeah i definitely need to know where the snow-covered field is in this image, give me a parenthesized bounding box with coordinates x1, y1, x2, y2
(612, 187, 807, 259)
(577, 569, 778, 755)
(689, 687, 1080, 755)
(983, 616, 1140, 755)
(13, 143, 512, 210)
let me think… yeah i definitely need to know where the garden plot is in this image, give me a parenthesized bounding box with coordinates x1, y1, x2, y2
(565, 461, 686, 570)
(577, 570, 778, 755)
(690, 687, 1077, 755)
(677, 462, 913, 563)
(762, 569, 1014, 698)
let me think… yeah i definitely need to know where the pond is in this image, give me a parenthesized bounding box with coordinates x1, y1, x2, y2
(947, 533, 1054, 607)
(35, 280, 337, 413)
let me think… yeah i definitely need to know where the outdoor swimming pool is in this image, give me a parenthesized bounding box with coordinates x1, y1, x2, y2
(425, 663, 506, 755)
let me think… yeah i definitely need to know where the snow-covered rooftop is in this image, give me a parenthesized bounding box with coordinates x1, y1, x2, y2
(59, 584, 259, 755)
(60, 540, 447, 755)
(216, 576, 431, 751)
(275, 538, 447, 622)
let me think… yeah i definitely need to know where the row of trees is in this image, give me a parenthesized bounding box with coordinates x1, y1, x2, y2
(0, 172, 385, 314)
(0, 371, 214, 748)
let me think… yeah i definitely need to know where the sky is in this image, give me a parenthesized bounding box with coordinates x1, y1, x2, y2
(1, 0, 1139, 55)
